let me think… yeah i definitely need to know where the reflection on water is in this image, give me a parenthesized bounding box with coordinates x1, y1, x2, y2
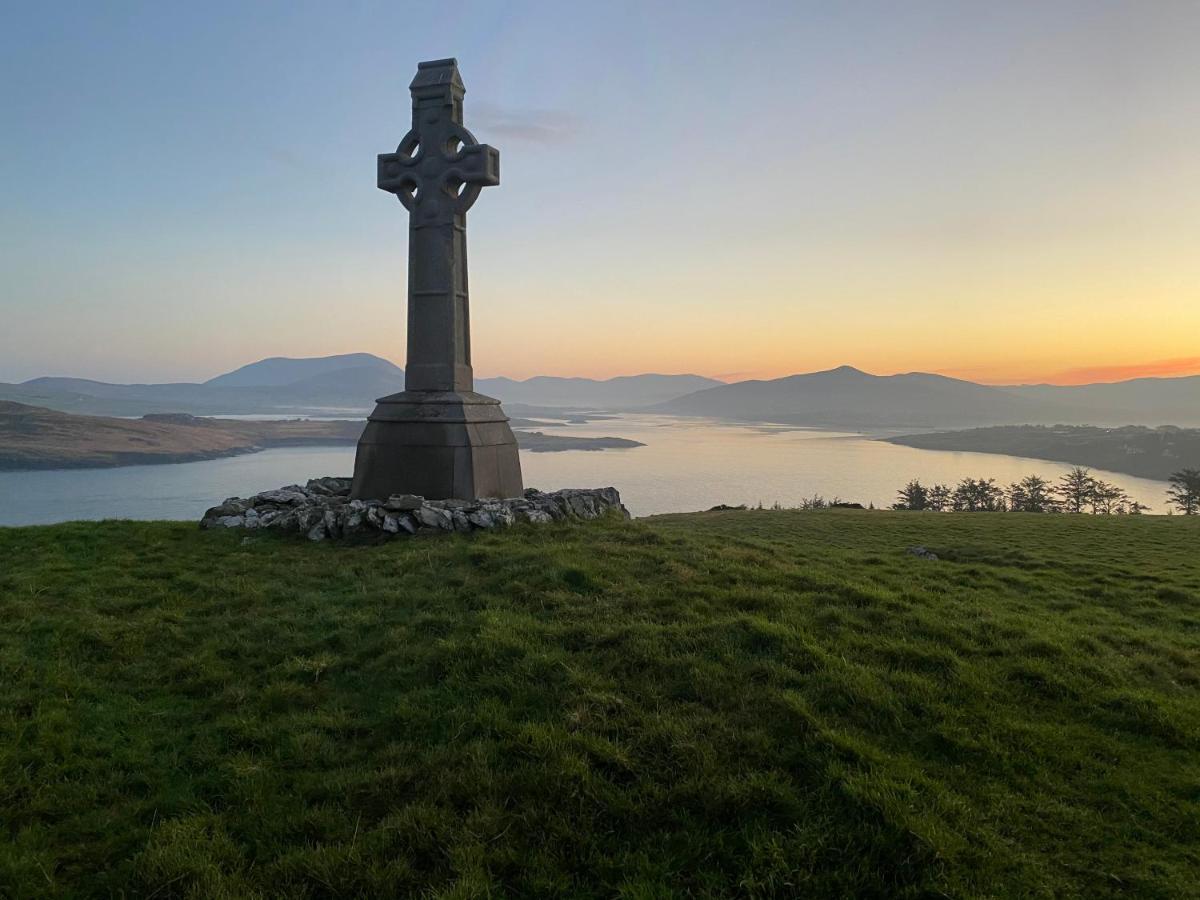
(0, 415, 1169, 525)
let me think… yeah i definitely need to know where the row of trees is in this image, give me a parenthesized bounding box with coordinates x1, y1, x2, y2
(894, 467, 1200, 515)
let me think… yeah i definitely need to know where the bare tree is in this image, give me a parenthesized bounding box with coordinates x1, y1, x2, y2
(1167, 469, 1200, 515)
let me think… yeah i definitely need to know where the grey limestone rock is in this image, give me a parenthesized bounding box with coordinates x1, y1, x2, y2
(307, 477, 352, 496)
(201, 482, 628, 541)
(384, 494, 424, 511)
(256, 488, 308, 505)
(414, 505, 454, 531)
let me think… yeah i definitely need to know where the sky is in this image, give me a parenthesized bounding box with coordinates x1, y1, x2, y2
(2, 0, 1198, 386)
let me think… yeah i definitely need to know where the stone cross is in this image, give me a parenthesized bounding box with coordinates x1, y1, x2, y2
(351, 59, 524, 501)
(377, 58, 499, 393)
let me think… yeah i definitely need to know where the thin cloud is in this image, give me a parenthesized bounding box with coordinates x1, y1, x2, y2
(471, 103, 579, 145)
(267, 147, 309, 170)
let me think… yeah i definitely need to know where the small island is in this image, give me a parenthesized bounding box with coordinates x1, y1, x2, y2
(515, 431, 643, 453)
(0, 402, 643, 471)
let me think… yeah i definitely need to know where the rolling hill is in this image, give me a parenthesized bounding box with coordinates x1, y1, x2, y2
(885, 424, 1200, 481)
(1004, 375, 1200, 425)
(659, 366, 1051, 427)
(660, 366, 1200, 427)
(478, 373, 721, 408)
(2, 511, 1197, 896)
(205, 353, 403, 388)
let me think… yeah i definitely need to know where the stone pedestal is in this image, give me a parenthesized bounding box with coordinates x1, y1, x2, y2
(352, 390, 522, 501)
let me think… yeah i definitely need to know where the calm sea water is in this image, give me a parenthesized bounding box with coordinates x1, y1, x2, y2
(0, 415, 1169, 525)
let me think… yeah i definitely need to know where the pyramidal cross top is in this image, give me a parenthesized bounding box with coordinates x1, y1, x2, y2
(351, 58, 524, 501)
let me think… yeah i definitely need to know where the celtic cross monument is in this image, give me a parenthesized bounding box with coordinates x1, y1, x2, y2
(351, 58, 524, 500)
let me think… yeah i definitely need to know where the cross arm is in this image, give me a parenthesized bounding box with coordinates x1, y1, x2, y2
(378, 151, 417, 195)
(448, 143, 499, 188)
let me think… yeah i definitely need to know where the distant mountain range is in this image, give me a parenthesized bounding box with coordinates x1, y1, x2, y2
(3, 355, 1197, 427)
(658, 366, 1200, 428)
(1, 354, 722, 418)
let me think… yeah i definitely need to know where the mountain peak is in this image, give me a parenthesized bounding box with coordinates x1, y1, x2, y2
(205, 354, 401, 388)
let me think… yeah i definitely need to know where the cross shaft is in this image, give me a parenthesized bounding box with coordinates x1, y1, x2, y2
(377, 58, 499, 393)
(351, 58, 522, 502)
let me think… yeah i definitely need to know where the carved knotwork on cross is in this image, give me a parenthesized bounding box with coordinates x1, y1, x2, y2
(377, 59, 499, 226)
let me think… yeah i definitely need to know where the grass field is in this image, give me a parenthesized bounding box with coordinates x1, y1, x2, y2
(1, 511, 1198, 898)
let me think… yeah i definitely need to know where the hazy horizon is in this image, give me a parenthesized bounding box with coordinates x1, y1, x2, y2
(4, 1, 1199, 386)
(12, 350, 1200, 390)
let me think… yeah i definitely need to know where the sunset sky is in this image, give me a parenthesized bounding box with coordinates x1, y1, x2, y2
(2, 1, 1198, 386)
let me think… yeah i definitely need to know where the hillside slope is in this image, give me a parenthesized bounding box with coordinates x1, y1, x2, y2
(204, 353, 401, 388)
(660, 366, 1053, 426)
(1, 512, 1196, 897)
(479, 373, 723, 408)
(0, 401, 362, 469)
(1006, 375, 1200, 426)
(660, 366, 1200, 427)
(886, 424, 1200, 481)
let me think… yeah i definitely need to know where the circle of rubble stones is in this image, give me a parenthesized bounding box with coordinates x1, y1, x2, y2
(200, 477, 629, 541)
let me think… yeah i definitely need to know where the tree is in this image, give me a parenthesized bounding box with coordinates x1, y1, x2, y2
(952, 477, 1005, 512)
(1057, 467, 1095, 514)
(927, 484, 952, 512)
(893, 480, 929, 510)
(1008, 475, 1057, 513)
(1166, 469, 1200, 515)
(1089, 479, 1128, 515)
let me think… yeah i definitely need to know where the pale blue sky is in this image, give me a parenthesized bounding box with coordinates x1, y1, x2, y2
(3, 1, 1198, 384)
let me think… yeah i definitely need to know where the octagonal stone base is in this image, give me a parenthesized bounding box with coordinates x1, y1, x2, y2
(351, 390, 524, 501)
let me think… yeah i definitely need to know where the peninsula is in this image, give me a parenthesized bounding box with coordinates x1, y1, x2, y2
(0, 402, 643, 471)
(884, 424, 1199, 482)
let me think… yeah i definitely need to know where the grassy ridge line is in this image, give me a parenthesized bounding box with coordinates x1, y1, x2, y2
(1, 511, 1198, 897)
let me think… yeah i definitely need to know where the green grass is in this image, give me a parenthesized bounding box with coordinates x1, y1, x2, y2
(1, 511, 1198, 898)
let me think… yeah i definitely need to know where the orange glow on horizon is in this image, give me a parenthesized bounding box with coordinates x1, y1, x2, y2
(1017, 357, 1200, 386)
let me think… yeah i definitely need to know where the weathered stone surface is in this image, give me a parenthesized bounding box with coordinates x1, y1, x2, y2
(200, 479, 628, 541)
(256, 488, 308, 505)
(906, 546, 939, 561)
(384, 494, 423, 511)
(306, 477, 352, 496)
(414, 505, 453, 531)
